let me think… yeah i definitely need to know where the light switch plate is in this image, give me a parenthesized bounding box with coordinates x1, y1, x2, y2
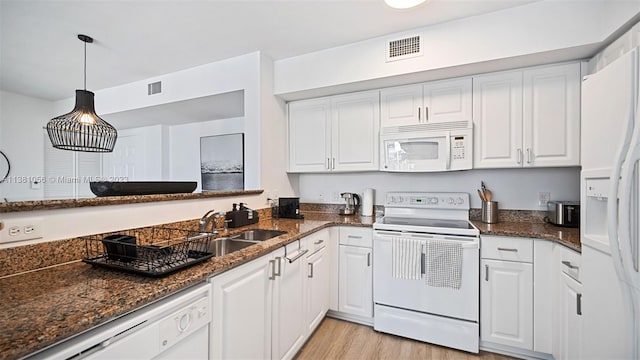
(538, 192, 550, 208)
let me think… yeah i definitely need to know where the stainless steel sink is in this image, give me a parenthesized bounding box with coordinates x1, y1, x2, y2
(229, 229, 287, 242)
(204, 237, 256, 257)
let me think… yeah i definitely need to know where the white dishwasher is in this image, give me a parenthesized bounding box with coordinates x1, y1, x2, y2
(27, 283, 211, 360)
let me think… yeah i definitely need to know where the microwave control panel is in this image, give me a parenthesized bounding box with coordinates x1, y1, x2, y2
(452, 136, 467, 160)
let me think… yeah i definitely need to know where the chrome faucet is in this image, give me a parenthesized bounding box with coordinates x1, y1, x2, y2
(199, 209, 219, 234)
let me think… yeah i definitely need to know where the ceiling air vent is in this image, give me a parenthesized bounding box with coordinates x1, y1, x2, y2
(386, 35, 422, 62)
(148, 81, 162, 95)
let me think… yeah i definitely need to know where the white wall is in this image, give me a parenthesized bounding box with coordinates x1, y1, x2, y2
(0, 90, 53, 201)
(299, 168, 580, 211)
(274, 0, 640, 99)
(259, 53, 299, 200)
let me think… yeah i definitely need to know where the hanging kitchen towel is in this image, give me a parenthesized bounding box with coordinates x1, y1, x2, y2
(424, 240, 463, 289)
(392, 237, 423, 280)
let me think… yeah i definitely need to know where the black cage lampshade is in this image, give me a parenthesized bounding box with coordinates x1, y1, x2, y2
(46, 34, 117, 152)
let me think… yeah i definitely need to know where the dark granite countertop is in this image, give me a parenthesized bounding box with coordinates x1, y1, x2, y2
(0, 214, 373, 360)
(0, 211, 579, 359)
(472, 220, 581, 252)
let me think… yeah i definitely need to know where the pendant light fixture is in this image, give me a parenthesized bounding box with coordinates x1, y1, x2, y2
(46, 34, 117, 152)
(384, 0, 427, 9)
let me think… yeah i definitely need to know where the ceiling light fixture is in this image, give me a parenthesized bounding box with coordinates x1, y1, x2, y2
(384, 0, 427, 9)
(46, 34, 117, 152)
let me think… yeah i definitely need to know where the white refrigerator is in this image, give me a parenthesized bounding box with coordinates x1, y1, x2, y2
(581, 46, 640, 360)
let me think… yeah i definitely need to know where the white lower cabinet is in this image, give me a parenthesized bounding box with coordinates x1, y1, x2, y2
(553, 245, 582, 360)
(337, 227, 373, 321)
(210, 229, 333, 360)
(272, 242, 306, 360)
(210, 250, 278, 360)
(559, 272, 582, 360)
(480, 258, 533, 350)
(305, 239, 330, 334)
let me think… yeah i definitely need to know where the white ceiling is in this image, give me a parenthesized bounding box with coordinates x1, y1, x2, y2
(0, 0, 538, 102)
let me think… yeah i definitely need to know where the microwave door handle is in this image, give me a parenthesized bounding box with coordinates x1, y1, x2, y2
(445, 133, 451, 170)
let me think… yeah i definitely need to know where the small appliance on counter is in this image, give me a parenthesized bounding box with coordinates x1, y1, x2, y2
(226, 203, 259, 228)
(278, 197, 304, 219)
(545, 200, 580, 227)
(339, 192, 360, 215)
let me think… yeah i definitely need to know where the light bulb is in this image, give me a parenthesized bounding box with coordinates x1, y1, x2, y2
(79, 112, 96, 125)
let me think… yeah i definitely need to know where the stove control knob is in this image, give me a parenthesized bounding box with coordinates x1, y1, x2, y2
(457, 197, 464, 205)
(429, 197, 438, 204)
(448, 197, 454, 204)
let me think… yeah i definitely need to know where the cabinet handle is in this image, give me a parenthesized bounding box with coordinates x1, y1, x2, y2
(347, 235, 363, 239)
(308, 263, 314, 278)
(326, 158, 330, 170)
(577, 293, 582, 315)
(275, 257, 282, 276)
(269, 260, 276, 280)
(286, 249, 309, 263)
(517, 149, 523, 164)
(332, 158, 335, 169)
(314, 240, 324, 245)
(425, 106, 429, 121)
(418, 107, 421, 122)
(367, 252, 371, 267)
(562, 260, 579, 270)
(497, 247, 518, 252)
(526, 148, 532, 164)
(485, 264, 489, 281)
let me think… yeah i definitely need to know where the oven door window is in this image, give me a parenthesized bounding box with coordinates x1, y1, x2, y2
(383, 135, 447, 171)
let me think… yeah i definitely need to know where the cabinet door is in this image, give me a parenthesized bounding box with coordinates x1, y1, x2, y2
(423, 77, 472, 125)
(331, 91, 380, 171)
(305, 246, 330, 335)
(338, 245, 373, 318)
(211, 253, 275, 360)
(523, 63, 581, 167)
(272, 248, 306, 360)
(473, 71, 524, 168)
(380, 84, 423, 128)
(559, 273, 582, 360)
(480, 259, 533, 350)
(288, 98, 332, 172)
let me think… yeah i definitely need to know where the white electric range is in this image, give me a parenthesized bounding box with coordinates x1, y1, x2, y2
(373, 192, 480, 353)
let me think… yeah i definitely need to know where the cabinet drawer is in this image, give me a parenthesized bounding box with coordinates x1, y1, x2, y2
(306, 229, 330, 254)
(559, 246, 581, 283)
(481, 236, 533, 263)
(339, 227, 372, 247)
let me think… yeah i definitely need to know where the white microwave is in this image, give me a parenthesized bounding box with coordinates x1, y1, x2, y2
(380, 129, 472, 172)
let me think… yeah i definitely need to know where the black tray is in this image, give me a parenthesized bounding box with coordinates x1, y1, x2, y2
(90, 181, 197, 197)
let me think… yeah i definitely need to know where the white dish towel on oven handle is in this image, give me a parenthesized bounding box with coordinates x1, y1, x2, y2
(391, 237, 423, 280)
(424, 240, 463, 289)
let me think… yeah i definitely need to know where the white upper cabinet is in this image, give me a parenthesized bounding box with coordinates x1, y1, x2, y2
(473, 62, 581, 168)
(423, 77, 473, 125)
(331, 91, 380, 171)
(288, 98, 332, 172)
(381, 77, 472, 129)
(380, 84, 422, 127)
(473, 70, 524, 168)
(523, 63, 581, 167)
(288, 91, 379, 173)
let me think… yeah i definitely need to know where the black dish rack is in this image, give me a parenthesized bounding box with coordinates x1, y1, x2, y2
(82, 227, 215, 277)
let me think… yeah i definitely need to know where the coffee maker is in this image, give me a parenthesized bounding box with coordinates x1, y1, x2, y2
(339, 192, 360, 215)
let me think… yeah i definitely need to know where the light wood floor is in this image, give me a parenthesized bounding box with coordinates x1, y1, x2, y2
(295, 318, 515, 360)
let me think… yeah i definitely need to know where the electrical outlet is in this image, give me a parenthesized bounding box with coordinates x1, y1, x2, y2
(0, 217, 43, 244)
(538, 192, 551, 208)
